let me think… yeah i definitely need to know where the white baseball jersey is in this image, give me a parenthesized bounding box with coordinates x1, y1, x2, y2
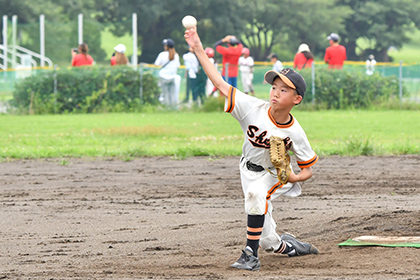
(224, 86, 318, 252)
(273, 60, 283, 72)
(224, 86, 318, 171)
(238, 56, 254, 73)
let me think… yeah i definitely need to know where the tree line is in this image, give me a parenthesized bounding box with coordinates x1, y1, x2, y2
(1, 0, 419, 65)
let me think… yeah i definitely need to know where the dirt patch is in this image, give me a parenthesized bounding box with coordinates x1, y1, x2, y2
(1, 155, 420, 279)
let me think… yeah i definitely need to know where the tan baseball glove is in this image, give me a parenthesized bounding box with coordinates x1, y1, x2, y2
(269, 136, 292, 184)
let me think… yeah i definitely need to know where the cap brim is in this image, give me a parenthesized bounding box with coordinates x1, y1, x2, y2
(264, 70, 296, 89)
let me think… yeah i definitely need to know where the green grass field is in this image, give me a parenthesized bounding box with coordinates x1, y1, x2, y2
(1, 110, 419, 160)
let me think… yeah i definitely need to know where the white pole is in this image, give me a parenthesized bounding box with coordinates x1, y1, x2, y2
(311, 62, 315, 104)
(132, 13, 138, 66)
(2, 15, 7, 69)
(40, 14, 45, 68)
(12, 15, 17, 69)
(399, 61, 403, 100)
(78, 14, 83, 44)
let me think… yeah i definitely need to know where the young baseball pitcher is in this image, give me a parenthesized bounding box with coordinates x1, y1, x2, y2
(184, 27, 319, 271)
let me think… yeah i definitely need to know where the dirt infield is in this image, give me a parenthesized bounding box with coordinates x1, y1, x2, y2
(1, 155, 420, 279)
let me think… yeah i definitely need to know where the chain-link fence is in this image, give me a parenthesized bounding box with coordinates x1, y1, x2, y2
(1, 62, 420, 113)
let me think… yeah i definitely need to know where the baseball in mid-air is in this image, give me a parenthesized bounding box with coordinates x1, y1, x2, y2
(182, 15, 197, 29)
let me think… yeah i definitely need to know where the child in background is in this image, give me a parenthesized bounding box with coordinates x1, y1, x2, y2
(238, 48, 255, 95)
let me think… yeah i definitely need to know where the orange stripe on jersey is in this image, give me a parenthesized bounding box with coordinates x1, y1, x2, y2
(297, 154, 319, 168)
(268, 107, 294, 128)
(225, 86, 236, 113)
(247, 227, 263, 232)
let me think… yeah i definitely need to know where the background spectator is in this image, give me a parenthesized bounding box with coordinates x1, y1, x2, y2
(324, 33, 347, 69)
(294, 43, 314, 70)
(268, 53, 283, 72)
(366, 54, 377, 75)
(154, 38, 181, 109)
(214, 35, 243, 87)
(111, 44, 129, 66)
(71, 43, 94, 67)
(238, 47, 255, 95)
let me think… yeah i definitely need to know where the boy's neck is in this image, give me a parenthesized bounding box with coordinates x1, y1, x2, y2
(270, 108, 292, 124)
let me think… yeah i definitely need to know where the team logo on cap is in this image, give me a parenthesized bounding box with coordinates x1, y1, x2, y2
(280, 68, 291, 75)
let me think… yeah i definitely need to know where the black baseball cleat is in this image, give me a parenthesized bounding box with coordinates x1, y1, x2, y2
(230, 248, 260, 271)
(280, 233, 319, 257)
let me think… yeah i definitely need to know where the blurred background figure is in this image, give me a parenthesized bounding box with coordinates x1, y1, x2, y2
(71, 43, 94, 67)
(183, 45, 206, 105)
(294, 43, 314, 70)
(268, 53, 283, 72)
(238, 47, 255, 95)
(111, 44, 129, 66)
(183, 45, 198, 104)
(214, 35, 243, 87)
(324, 33, 347, 69)
(205, 47, 219, 97)
(154, 38, 181, 109)
(366, 54, 377, 75)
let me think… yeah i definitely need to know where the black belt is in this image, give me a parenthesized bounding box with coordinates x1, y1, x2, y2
(246, 161, 265, 172)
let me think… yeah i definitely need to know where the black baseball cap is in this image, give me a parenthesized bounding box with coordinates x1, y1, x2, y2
(264, 68, 307, 97)
(162, 38, 175, 48)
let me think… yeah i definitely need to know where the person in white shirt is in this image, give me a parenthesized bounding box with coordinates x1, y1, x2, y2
(183, 46, 199, 103)
(366, 54, 377, 76)
(154, 38, 181, 109)
(269, 53, 283, 72)
(238, 48, 255, 95)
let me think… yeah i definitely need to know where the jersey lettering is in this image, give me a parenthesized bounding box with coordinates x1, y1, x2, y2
(247, 125, 270, 149)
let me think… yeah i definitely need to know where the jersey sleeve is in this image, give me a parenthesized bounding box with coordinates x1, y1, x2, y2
(224, 86, 267, 121)
(290, 129, 318, 169)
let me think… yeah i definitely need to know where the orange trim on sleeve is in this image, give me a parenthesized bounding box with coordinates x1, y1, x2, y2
(225, 86, 236, 113)
(297, 154, 319, 168)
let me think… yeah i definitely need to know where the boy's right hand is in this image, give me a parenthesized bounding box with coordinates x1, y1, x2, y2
(184, 27, 202, 52)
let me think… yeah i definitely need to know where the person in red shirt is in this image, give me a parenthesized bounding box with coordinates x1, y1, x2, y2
(324, 33, 346, 69)
(71, 43, 94, 67)
(293, 43, 314, 70)
(214, 35, 243, 87)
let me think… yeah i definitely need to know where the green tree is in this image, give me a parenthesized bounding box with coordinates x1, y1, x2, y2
(237, 0, 352, 61)
(95, 0, 245, 63)
(338, 0, 420, 61)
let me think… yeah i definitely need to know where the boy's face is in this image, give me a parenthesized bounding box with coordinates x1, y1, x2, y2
(269, 77, 302, 108)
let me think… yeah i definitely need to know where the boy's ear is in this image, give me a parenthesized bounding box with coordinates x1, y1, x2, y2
(294, 94, 303, 105)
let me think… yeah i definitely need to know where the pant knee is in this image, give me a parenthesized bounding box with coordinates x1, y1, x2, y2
(244, 188, 266, 215)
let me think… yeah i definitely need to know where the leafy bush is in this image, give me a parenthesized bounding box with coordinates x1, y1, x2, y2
(10, 66, 160, 114)
(299, 69, 406, 109)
